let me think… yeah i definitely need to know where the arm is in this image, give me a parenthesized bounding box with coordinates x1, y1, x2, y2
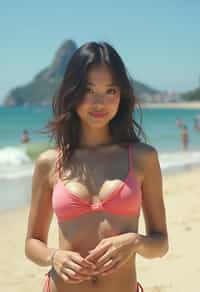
(136, 145, 169, 259)
(85, 146, 168, 276)
(25, 150, 97, 282)
(25, 150, 56, 266)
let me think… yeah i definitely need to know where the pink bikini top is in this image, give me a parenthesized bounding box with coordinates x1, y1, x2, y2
(52, 144, 142, 223)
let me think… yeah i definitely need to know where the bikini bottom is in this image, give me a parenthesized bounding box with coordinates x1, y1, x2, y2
(43, 271, 144, 292)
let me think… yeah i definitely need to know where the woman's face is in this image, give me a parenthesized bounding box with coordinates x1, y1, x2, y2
(76, 64, 121, 129)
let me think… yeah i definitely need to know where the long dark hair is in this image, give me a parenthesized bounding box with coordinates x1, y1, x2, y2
(46, 41, 146, 162)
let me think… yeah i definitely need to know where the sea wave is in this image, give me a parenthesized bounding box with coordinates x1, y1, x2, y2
(159, 150, 200, 172)
(0, 146, 34, 179)
(1, 145, 200, 179)
(0, 146, 31, 165)
(0, 141, 52, 179)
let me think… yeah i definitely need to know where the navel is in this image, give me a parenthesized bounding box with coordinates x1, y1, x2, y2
(91, 275, 99, 285)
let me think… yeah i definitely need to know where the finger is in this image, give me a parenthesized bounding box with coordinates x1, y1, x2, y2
(62, 267, 91, 281)
(71, 253, 96, 270)
(100, 260, 120, 276)
(95, 251, 116, 268)
(97, 255, 121, 273)
(86, 244, 109, 262)
(66, 261, 94, 277)
(97, 258, 114, 273)
(60, 272, 83, 284)
(63, 267, 80, 279)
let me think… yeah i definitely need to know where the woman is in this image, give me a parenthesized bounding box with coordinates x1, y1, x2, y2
(25, 42, 168, 292)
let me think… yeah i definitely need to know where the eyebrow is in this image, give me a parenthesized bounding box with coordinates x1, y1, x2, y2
(86, 81, 118, 87)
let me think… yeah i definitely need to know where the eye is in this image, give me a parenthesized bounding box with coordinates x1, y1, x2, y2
(107, 88, 117, 94)
(85, 88, 94, 94)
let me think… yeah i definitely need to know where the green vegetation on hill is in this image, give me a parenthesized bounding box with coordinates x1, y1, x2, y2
(133, 80, 158, 95)
(5, 76, 62, 106)
(181, 87, 200, 101)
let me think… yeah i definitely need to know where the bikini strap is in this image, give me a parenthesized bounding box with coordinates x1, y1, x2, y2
(44, 271, 51, 292)
(55, 147, 62, 180)
(128, 143, 134, 173)
(137, 282, 144, 292)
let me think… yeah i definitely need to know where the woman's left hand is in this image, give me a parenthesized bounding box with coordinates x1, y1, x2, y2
(85, 233, 141, 276)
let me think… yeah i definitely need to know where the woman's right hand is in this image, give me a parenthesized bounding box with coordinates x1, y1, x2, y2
(52, 249, 97, 284)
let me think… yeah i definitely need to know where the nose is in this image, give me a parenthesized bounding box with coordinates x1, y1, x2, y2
(92, 93, 106, 104)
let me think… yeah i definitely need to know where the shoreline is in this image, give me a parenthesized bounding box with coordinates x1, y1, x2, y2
(1, 101, 200, 110)
(141, 101, 200, 109)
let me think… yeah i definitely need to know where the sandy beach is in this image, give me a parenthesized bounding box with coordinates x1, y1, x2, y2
(141, 101, 200, 109)
(1, 167, 200, 292)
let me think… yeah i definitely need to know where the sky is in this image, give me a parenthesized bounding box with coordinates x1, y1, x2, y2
(1, 0, 200, 103)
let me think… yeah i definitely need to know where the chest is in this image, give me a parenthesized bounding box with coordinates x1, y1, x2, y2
(59, 151, 132, 203)
(52, 147, 143, 224)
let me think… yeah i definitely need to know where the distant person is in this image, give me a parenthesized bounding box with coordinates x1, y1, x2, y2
(181, 125, 189, 150)
(194, 117, 200, 132)
(21, 130, 30, 144)
(176, 117, 184, 128)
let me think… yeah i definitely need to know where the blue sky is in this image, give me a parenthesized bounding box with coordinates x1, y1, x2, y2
(1, 0, 200, 103)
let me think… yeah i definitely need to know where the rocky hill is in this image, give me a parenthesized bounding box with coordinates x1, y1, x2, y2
(3, 40, 160, 106)
(181, 87, 200, 101)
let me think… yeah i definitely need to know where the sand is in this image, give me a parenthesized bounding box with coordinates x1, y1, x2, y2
(141, 101, 200, 109)
(0, 167, 200, 292)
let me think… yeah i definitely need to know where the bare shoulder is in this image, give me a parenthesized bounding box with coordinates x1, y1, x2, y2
(35, 148, 56, 168)
(34, 148, 57, 186)
(131, 142, 160, 178)
(133, 142, 158, 159)
(37, 148, 56, 162)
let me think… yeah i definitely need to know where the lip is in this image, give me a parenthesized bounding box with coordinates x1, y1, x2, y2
(89, 112, 108, 118)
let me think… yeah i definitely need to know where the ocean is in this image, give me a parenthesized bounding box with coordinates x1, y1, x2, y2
(1, 105, 200, 210)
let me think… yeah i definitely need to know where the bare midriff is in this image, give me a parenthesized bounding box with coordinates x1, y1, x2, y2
(47, 144, 143, 292)
(49, 212, 139, 292)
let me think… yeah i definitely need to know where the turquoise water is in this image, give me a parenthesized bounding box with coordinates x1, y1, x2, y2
(1, 105, 200, 152)
(138, 107, 200, 152)
(0, 105, 52, 147)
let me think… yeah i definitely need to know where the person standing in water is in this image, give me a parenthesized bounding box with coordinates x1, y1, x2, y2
(25, 42, 168, 292)
(194, 117, 200, 132)
(181, 125, 189, 150)
(21, 129, 30, 144)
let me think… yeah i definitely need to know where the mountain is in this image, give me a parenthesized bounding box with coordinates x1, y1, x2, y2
(181, 87, 200, 101)
(4, 40, 77, 106)
(3, 40, 160, 106)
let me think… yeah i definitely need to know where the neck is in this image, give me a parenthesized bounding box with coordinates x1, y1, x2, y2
(79, 124, 114, 149)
